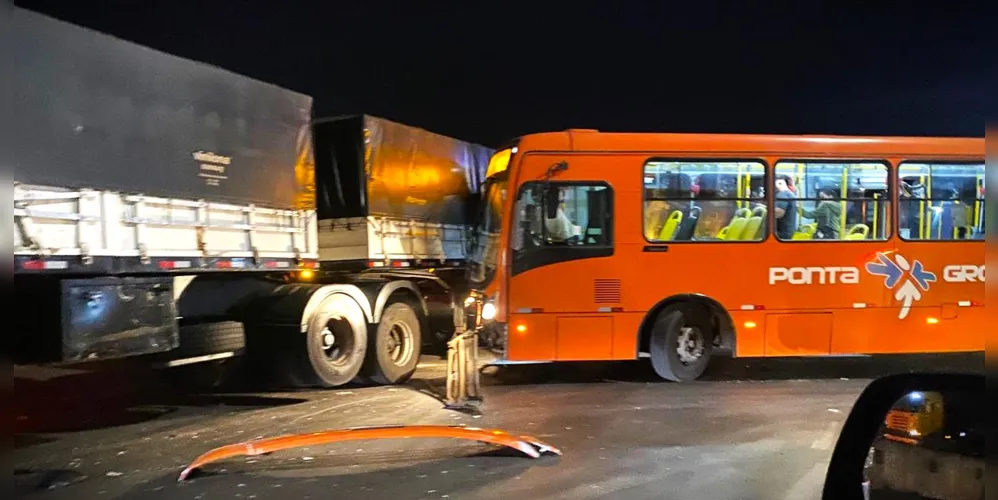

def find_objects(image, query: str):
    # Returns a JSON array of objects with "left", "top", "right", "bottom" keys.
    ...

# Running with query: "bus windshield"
[{"left": 467, "top": 177, "right": 506, "bottom": 286}]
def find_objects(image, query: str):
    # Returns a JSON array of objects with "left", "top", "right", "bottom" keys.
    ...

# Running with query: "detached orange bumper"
[{"left": 178, "top": 424, "right": 562, "bottom": 481}]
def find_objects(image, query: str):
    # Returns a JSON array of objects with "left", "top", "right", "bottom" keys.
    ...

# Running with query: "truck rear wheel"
[
  {"left": 649, "top": 307, "right": 713, "bottom": 382},
  {"left": 362, "top": 302, "right": 421, "bottom": 385},
  {"left": 286, "top": 294, "right": 368, "bottom": 388}
]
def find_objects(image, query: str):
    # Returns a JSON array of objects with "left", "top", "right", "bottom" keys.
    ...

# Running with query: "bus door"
[
  {"left": 894, "top": 162, "right": 985, "bottom": 352},
  {"left": 505, "top": 155, "right": 620, "bottom": 362}
]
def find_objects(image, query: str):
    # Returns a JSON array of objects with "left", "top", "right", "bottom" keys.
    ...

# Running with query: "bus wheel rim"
[{"left": 676, "top": 326, "right": 704, "bottom": 365}]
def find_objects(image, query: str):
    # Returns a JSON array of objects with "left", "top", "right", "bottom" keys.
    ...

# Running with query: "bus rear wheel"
[{"left": 649, "top": 307, "right": 713, "bottom": 382}]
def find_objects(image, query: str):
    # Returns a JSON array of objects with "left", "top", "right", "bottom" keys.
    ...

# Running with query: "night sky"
[{"left": 15, "top": 1, "right": 993, "bottom": 146}]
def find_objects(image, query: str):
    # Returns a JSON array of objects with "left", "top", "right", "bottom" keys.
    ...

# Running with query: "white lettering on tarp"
[
  {"left": 942, "top": 265, "right": 985, "bottom": 283},
  {"left": 769, "top": 267, "right": 861, "bottom": 285},
  {"left": 192, "top": 151, "right": 232, "bottom": 165},
  {"left": 193, "top": 151, "right": 232, "bottom": 187}
]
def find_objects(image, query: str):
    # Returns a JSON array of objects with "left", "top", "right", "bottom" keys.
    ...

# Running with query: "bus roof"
[{"left": 514, "top": 130, "right": 984, "bottom": 159}]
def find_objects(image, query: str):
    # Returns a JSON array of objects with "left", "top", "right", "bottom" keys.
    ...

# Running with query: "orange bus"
[{"left": 464, "top": 130, "right": 985, "bottom": 381}]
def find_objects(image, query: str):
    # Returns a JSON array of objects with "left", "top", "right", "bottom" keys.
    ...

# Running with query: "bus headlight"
[{"left": 481, "top": 302, "right": 497, "bottom": 321}]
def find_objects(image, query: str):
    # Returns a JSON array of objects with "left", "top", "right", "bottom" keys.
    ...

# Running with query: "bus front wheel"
[{"left": 649, "top": 307, "right": 713, "bottom": 382}]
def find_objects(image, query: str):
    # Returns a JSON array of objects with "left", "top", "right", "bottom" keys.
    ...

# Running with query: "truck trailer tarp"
[
  {"left": 313, "top": 115, "right": 493, "bottom": 226},
  {"left": 6, "top": 6, "right": 313, "bottom": 210}
]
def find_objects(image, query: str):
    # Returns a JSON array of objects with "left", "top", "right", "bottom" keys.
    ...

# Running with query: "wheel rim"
[
  {"left": 675, "top": 326, "right": 705, "bottom": 365},
  {"left": 385, "top": 321, "right": 415, "bottom": 367},
  {"left": 319, "top": 318, "right": 355, "bottom": 367}
]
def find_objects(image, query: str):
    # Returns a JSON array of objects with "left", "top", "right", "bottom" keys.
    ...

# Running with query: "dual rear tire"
[
  {"left": 283, "top": 297, "right": 421, "bottom": 388},
  {"left": 361, "top": 302, "right": 421, "bottom": 385},
  {"left": 284, "top": 293, "right": 368, "bottom": 388}
]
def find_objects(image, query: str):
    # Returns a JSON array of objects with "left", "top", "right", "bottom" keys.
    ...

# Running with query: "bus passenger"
[
  {"left": 950, "top": 189, "right": 972, "bottom": 239},
  {"left": 801, "top": 189, "right": 841, "bottom": 239},
  {"left": 773, "top": 175, "right": 799, "bottom": 239}
]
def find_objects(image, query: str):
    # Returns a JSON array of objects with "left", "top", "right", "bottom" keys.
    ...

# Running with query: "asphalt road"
[{"left": 13, "top": 352, "right": 982, "bottom": 500}]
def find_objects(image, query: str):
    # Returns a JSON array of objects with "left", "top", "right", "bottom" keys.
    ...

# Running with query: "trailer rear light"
[
  {"left": 20, "top": 259, "right": 70, "bottom": 270},
  {"left": 158, "top": 260, "right": 192, "bottom": 270},
  {"left": 926, "top": 317, "right": 940, "bottom": 325},
  {"left": 390, "top": 261, "right": 411, "bottom": 268},
  {"left": 515, "top": 324, "right": 527, "bottom": 333},
  {"left": 21, "top": 260, "right": 45, "bottom": 270},
  {"left": 743, "top": 321, "right": 758, "bottom": 329},
  {"left": 740, "top": 305, "right": 765, "bottom": 311}
]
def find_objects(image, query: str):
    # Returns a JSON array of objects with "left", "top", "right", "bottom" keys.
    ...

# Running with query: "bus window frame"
[
  {"left": 772, "top": 158, "right": 893, "bottom": 244},
  {"left": 640, "top": 157, "right": 770, "bottom": 245},
  {"left": 895, "top": 159, "right": 986, "bottom": 244},
  {"left": 510, "top": 180, "right": 615, "bottom": 277}
]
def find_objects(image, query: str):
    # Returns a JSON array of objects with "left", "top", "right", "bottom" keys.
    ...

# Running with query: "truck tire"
[
  {"left": 362, "top": 302, "right": 421, "bottom": 385},
  {"left": 649, "top": 306, "right": 713, "bottom": 382},
  {"left": 284, "top": 294, "right": 368, "bottom": 388},
  {"left": 173, "top": 321, "right": 246, "bottom": 358}
]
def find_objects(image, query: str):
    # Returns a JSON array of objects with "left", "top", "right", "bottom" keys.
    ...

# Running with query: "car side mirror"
[{"left": 822, "top": 373, "right": 983, "bottom": 500}]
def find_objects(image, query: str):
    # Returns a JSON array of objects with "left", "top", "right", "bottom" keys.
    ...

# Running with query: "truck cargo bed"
[{"left": 14, "top": 184, "right": 318, "bottom": 274}]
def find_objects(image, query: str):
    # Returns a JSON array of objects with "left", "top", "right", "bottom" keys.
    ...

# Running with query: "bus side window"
[
  {"left": 642, "top": 160, "right": 767, "bottom": 242},
  {"left": 773, "top": 161, "right": 890, "bottom": 242},
  {"left": 898, "top": 162, "right": 986, "bottom": 241}
]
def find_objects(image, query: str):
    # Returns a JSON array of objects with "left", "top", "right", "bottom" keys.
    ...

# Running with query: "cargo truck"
[{"left": 8, "top": 6, "right": 493, "bottom": 388}]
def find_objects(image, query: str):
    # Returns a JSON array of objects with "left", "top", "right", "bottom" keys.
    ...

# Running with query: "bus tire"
[
  {"left": 649, "top": 307, "right": 713, "bottom": 382},
  {"left": 286, "top": 294, "right": 368, "bottom": 388},
  {"left": 362, "top": 302, "right": 422, "bottom": 385}
]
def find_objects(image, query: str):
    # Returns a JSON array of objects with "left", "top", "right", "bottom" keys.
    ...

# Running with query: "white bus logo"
[
  {"left": 943, "top": 265, "right": 985, "bottom": 283},
  {"left": 768, "top": 267, "right": 861, "bottom": 286}
]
